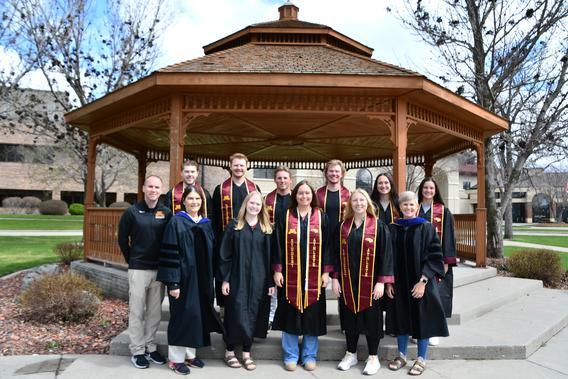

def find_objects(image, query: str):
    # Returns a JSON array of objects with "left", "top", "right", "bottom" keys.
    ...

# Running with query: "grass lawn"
[
  {"left": 0, "top": 236, "right": 82, "bottom": 276},
  {"left": 0, "top": 214, "right": 84, "bottom": 230},
  {"left": 504, "top": 246, "right": 568, "bottom": 271},
  {"left": 511, "top": 235, "right": 568, "bottom": 249}
]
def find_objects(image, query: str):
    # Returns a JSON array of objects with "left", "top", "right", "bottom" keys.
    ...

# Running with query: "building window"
[
  {"left": 356, "top": 169, "right": 373, "bottom": 194},
  {"left": 253, "top": 168, "right": 273, "bottom": 179},
  {"left": 0, "top": 143, "right": 55, "bottom": 164},
  {"left": 463, "top": 181, "right": 471, "bottom": 189}
]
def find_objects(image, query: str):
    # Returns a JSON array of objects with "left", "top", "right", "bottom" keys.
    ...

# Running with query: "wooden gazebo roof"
[{"left": 65, "top": 2, "right": 507, "bottom": 170}]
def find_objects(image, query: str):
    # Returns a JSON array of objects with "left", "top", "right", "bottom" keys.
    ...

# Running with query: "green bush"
[
  {"left": 54, "top": 241, "right": 83, "bottom": 264},
  {"left": 109, "top": 201, "right": 131, "bottom": 208},
  {"left": 20, "top": 272, "right": 102, "bottom": 323},
  {"left": 38, "top": 200, "right": 68, "bottom": 215},
  {"left": 68, "top": 203, "right": 85, "bottom": 215},
  {"left": 507, "top": 249, "right": 563, "bottom": 286}
]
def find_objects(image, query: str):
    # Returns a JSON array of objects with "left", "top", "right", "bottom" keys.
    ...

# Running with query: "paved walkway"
[
  {"left": 513, "top": 232, "right": 568, "bottom": 236},
  {"left": 0, "top": 230, "right": 83, "bottom": 236},
  {"left": 1, "top": 326, "right": 567, "bottom": 378}
]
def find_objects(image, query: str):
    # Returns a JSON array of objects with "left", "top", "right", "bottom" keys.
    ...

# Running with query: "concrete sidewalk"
[
  {"left": 0, "top": 230, "right": 83, "bottom": 236},
  {"left": 2, "top": 326, "right": 567, "bottom": 379}
]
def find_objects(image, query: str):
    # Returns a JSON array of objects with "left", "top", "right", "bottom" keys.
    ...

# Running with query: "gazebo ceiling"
[{"left": 65, "top": 2, "right": 508, "bottom": 167}]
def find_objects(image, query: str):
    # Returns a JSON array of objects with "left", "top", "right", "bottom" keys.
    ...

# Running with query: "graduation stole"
[
  {"left": 316, "top": 185, "right": 351, "bottom": 221},
  {"left": 284, "top": 208, "right": 322, "bottom": 313},
  {"left": 264, "top": 189, "right": 278, "bottom": 224},
  {"left": 172, "top": 182, "right": 207, "bottom": 216},
  {"left": 340, "top": 214, "right": 377, "bottom": 313},
  {"left": 419, "top": 202, "right": 444, "bottom": 245},
  {"left": 220, "top": 177, "right": 257, "bottom": 231}
]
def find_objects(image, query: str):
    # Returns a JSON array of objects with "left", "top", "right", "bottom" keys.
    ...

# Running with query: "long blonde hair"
[
  {"left": 343, "top": 188, "right": 377, "bottom": 220},
  {"left": 234, "top": 191, "right": 273, "bottom": 234}
]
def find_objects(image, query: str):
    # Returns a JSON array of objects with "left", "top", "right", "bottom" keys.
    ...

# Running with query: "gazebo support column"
[
  {"left": 392, "top": 98, "right": 409, "bottom": 191},
  {"left": 474, "top": 142, "right": 487, "bottom": 267},
  {"left": 84, "top": 135, "right": 100, "bottom": 262},
  {"left": 136, "top": 151, "right": 147, "bottom": 202},
  {"left": 169, "top": 95, "right": 186, "bottom": 187},
  {"left": 424, "top": 155, "right": 435, "bottom": 178}
]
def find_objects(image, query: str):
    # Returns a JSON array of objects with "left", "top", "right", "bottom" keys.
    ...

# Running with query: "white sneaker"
[
  {"left": 362, "top": 355, "right": 380, "bottom": 375},
  {"left": 337, "top": 351, "right": 358, "bottom": 371},
  {"left": 428, "top": 337, "right": 440, "bottom": 346},
  {"left": 409, "top": 337, "right": 417, "bottom": 344}
]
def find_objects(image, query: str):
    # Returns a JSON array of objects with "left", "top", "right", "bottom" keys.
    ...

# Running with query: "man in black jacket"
[{"left": 118, "top": 175, "right": 172, "bottom": 369}]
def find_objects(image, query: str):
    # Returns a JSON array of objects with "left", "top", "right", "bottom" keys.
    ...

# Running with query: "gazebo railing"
[
  {"left": 82, "top": 208, "right": 486, "bottom": 268},
  {"left": 83, "top": 207, "right": 127, "bottom": 268}
]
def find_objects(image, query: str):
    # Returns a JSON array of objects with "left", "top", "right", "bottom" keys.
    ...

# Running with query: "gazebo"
[{"left": 65, "top": 3, "right": 507, "bottom": 267}]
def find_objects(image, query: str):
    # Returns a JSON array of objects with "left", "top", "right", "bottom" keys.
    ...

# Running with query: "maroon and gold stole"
[
  {"left": 264, "top": 189, "right": 278, "bottom": 224},
  {"left": 284, "top": 208, "right": 322, "bottom": 313},
  {"left": 339, "top": 214, "right": 377, "bottom": 313},
  {"left": 316, "top": 185, "right": 351, "bottom": 221},
  {"left": 172, "top": 182, "right": 207, "bottom": 216},
  {"left": 220, "top": 178, "right": 257, "bottom": 231},
  {"left": 420, "top": 202, "right": 444, "bottom": 244}
]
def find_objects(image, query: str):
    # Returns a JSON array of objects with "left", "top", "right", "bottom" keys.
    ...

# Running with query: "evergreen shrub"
[{"left": 38, "top": 200, "right": 68, "bottom": 215}]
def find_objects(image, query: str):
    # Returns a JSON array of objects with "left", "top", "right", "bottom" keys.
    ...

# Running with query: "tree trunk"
[
  {"left": 503, "top": 201, "right": 514, "bottom": 239},
  {"left": 485, "top": 145, "right": 503, "bottom": 258}
]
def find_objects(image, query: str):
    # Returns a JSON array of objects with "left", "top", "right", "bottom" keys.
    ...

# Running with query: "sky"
[
  {"left": 7, "top": 0, "right": 436, "bottom": 91},
  {"left": 158, "top": 0, "right": 434, "bottom": 75}
]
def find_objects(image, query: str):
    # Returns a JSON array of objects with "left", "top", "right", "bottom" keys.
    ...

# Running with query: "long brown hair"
[
  {"left": 234, "top": 191, "right": 273, "bottom": 234},
  {"left": 288, "top": 180, "right": 319, "bottom": 209},
  {"left": 417, "top": 177, "right": 445, "bottom": 205}
]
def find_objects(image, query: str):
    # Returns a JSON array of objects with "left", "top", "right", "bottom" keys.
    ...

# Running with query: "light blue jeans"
[
  {"left": 281, "top": 331, "right": 318, "bottom": 365},
  {"left": 397, "top": 335, "right": 428, "bottom": 360}
]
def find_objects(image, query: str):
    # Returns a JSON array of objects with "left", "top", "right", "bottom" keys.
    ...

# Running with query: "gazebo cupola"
[{"left": 203, "top": 1, "right": 373, "bottom": 57}]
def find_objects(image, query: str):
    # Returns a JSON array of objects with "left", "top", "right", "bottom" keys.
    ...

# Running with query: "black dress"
[
  {"left": 334, "top": 219, "right": 394, "bottom": 338},
  {"left": 385, "top": 218, "right": 449, "bottom": 339},
  {"left": 271, "top": 209, "right": 331, "bottom": 336},
  {"left": 418, "top": 204, "right": 457, "bottom": 317},
  {"left": 217, "top": 219, "right": 273, "bottom": 345},
  {"left": 157, "top": 214, "right": 222, "bottom": 348}
]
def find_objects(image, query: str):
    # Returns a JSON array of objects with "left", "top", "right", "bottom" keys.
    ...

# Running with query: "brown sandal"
[
  {"left": 224, "top": 353, "right": 241, "bottom": 368},
  {"left": 388, "top": 356, "right": 407, "bottom": 371},
  {"left": 408, "top": 359, "right": 426, "bottom": 375},
  {"left": 242, "top": 357, "right": 256, "bottom": 371}
]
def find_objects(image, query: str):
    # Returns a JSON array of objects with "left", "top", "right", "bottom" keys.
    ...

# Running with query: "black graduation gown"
[
  {"left": 273, "top": 193, "right": 291, "bottom": 225},
  {"left": 333, "top": 220, "right": 394, "bottom": 338},
  {"left": 212, "top": 181, "right": 261, "bottom": 306},
  {"left": 271, "top": 210, "right": 331, "bottom": 337},
  {"left": 322, "top": 190, "right": 341, "bottom": 237},
  {"left": 217, "top": 219, "right": 273, "bottom": 345},
  {"left": 157, "top": 215, "right": 222, "bottom": 348},
  {"left": 385, "top": 219, "right": 449, "bottom": 339},
  {"left": 419, "top": 205, "right": 457, "bottom": 317}
]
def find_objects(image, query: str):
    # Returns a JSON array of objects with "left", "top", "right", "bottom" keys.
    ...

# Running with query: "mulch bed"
[{"left": 0, "top": 271, "right": 128, "bottom": 356}]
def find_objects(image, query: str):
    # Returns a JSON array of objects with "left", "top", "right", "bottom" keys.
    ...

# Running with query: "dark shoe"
[
  {"left": 169, "top": 362, "right": 190, "bottom": 375},
  {"left": 186, "top": 357, "right": 205, "bottom": 368},
  {"left": 145, "top": 350, "right": 167, "bottom": 365},
  {"left": 131, "top": 354, "right": 149, "bottom": 369}
]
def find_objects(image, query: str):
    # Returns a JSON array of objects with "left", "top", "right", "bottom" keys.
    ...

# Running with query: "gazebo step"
[
  {"left": 110, "top": 286, "right": 568, "bottom": 360},
  {"left": 453, "top": 265, "right": 497, "bottom": 287},
  {"left": 449, "top": 276, "right": 542, "bottom": 325}
]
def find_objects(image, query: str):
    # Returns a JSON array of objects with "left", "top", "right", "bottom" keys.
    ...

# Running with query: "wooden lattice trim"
[
  {"left": 183, "top": 93, "right": 395, "bottom": 114},
  {"left": 407, "top": 103, "right": 482, "bottom": 142}
]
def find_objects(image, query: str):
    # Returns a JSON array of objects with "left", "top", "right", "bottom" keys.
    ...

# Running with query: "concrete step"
[
  {"left": 453, "top": 265, "right": 497, "bottom": 287},
  {"left": 110, "top": 286, "right": 568, "bottom": 360},
  {"left": 449, "top": 276, "right": 542, "bottom": 325}
]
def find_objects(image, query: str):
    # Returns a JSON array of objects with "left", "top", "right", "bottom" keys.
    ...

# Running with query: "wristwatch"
[{"left": 420, "top": 276, "right": 428, "bottom": 284}]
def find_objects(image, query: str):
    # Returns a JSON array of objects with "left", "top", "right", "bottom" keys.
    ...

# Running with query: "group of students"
[{"left": 118, "top": 153, "right": 456, "bottom": 376}]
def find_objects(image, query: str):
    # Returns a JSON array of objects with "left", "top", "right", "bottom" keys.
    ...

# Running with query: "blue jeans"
[
  {"left": 397, "top": 335, "right": 428, "bottom": 360},
  {"left": 281, "top": 332, "right": 318, "bottom": 365}
]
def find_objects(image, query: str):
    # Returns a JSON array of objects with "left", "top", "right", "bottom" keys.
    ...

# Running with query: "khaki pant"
[
  {"left": 128, "top": 269, "right": 164, "bottom": 355},
  {"left": 168, "top": 346, "right": 196, "bottom": 363}
]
